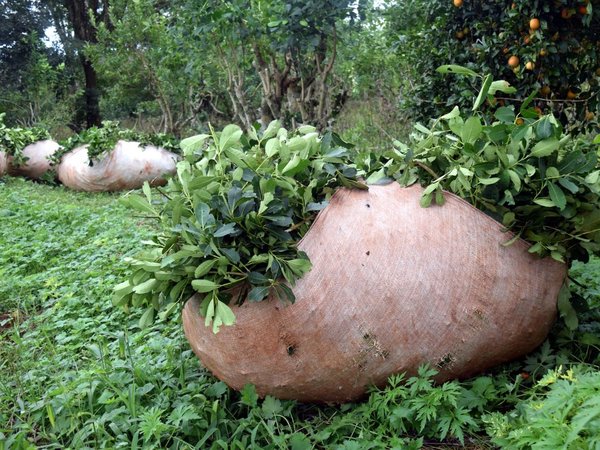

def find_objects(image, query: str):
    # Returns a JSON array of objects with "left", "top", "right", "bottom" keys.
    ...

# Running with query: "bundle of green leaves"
[
  {"left": 114, "top": 122, "right": 365, "bottom": 331},
  {"left": 354, "top": 66, "right": 600, "bottom": 329},
  {"left": 0, "top": 113, "right": 51, "bottom": 166},
  {"left": 53, "top": 121, "right": 179, "bottom": 166},
  {"left": 361, "top": 66, "right": 600, "bottom": 265}
]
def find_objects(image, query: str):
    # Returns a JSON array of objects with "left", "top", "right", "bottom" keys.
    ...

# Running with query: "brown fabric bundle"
[
  {"left": 57, "top": 140, "right": 179, "bottom": 192},
  {"left": 182, "top": 183, "right": 566, "bottom": 403},
  {"left": 7, "top": 140, "right": 59, "bottom": 179}
]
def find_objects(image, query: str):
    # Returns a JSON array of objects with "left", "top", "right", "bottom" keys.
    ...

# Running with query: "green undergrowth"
[{"left": 1, "top": 177, "right": 599, "bottom": 449}]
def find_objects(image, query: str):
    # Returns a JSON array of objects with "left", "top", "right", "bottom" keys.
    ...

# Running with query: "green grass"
[{"left": 1, "top": 177, "right": 599, "bottom": 449}]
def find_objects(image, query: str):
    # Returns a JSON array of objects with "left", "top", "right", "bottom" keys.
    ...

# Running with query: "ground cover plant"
[{"left": 2, "top": 157, "right": 600, "bottom": 448}]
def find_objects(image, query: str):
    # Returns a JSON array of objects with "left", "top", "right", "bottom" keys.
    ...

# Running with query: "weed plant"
[{"left": 1, "top": 178, "right": 599, "bottom": 449}]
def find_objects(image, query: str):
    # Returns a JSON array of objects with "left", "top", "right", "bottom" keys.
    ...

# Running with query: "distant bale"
[
  {"left": 57, "top": 140, "right": 179, "bottom": 192},
  {"left": 7, "top": 140, "right": 60, "bottom": 179},
  {"left": 0, "top": 152, "right": 7, "bottom": 176}
]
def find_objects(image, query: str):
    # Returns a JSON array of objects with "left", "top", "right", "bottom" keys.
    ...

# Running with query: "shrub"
[{"left": 387, "top": 0, "right": 600, "bottom": 131}]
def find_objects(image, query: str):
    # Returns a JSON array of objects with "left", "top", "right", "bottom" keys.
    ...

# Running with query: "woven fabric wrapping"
[
  {"left": 57, "top": 140, "right": 179, "bottom": 192},
  {"left": 183, "top": 182, "right": 566, "bottom": 403},
  {"left": 7, "top": 140, "right": 59, "bottom": 179},
  {"left": 0, "top": 152, "right": 7, "bottom": 176}
]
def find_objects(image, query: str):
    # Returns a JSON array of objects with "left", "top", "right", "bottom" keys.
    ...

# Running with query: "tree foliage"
[{"left": 386, "top": 0, "right": 600, "bottom": 131}]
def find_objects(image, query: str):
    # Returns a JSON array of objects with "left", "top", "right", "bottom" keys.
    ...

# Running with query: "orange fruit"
[
  {"left": 566, "top": 90, "right": 577, "bottom": 100},
  {"left": 456, "top": 30, "right": 465, "bottom": 39},
  {"left": 529, "top": 18, "right": 540, "bottom": 30},
  {"left": 453, "top": 0, "right": 463, "bottom": 7},
  {"left": 540, "top": 85, "right": 551, "bottom": 96},
  {"left": 539, "top": 48, "right": 548, "bottom": 56},
  {"left": 508, "top": 55, "right": 520, "bottom": 67},
  {"left": 534, "top": 107, "right": 543, "bottom": 116},
  {"left": 561, "top": 8, "right": 571, "bottom": 19},
  {"left": 585, "top": 111, "right": 595, "bottom": 121},
  {"left": 515, "top": 118, "right": 524, "bottom": 125},
  {"left": 579, "top": 5, "right": 588, "bottom": 14},
  {"left": 525, "top": 61, "right": 535, "bottom": 70},
  {"left": 523, "top": 35, "right": 531, "bottom": 45},
  {"left": 511, "top": 3, "right": 517, "bottom": 9}
]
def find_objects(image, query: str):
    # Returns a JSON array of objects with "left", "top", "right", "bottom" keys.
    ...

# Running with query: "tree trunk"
[
  {"left": 81, "top": 55, "right": 101, "bottom": 127},
  {"left": 63, "top": 0, "right": 107, "bottom": 128}
]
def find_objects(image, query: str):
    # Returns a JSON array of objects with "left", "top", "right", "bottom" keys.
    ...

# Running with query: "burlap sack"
[
  {"left": 0, "top": 151, "right": 7, "bottom": 176},
  {"left": 182, "top": 183, "right": 566, "bottom": 403},
  {"left": 7, "top": 140, "right": 59, "bottom": 179},
  {"left": 57, "top": 140, "right": 179, "bottom": 192}
]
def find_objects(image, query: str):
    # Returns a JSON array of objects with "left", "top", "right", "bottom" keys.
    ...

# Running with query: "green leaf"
[
  {"left": 436, "top": 64, "right": 478, "bottom": 77},
  {"left": 192, "top": 279, "right": 219, "bottom": 293},
  {"left": 265, "top": 138, "right": 280, "bottom": 157},
  {"left": 123, "top": 195, "right": 157, "bottom": 216},
  {"left": 520, "top": 89, "right": 538, "bottom": 113},
  {"left": 507, "top": 170, "right": 521, "bottom": 191},
  {"left": 287, "top": 258, "right": 312, "bottom": 276},
  {"left": 180, "top": 134, "right": 209, "bottom": 156},
  {"left": 420, "top": 193, "right": 432, "bottom": 208},
  {"left": 440, "top": 106, "right": 460, "bottom": 120},
  {"left": 558, "top": 178, "right": 579, "bottom": 194},
  {"left": 478, "top": 177, "right": 500, "bottom": 185},
  {"left": 531, "top": 138, "right": 560, "bottom": 157},
  {"left": 545, "top": 166, "right": 560, "bottom": 178},
  {"left": 261, "top": 396, "right": 283, "bottom": 419},
  {"left": 557, "top": 282, "right": 578, "bottom": 330},
  {"left": 584, "top": 170, "right": 600, "bottom": 185},
  {"left": 195, "top": 203, "right": 212, "bottom": 228},
  {"left": 461, "top": 116, "right": 483, "bottom": 144},
  {"left": 240, "top": 384, "right": 258, "bottom": 407},
  {"left": 494, "top": 107, "right": 515, "bottom": 124},
  {"left": 214, "top": 223, "right": 237, "bottom": 238},
  {"left": 535, "top": 118, "right": 553, "bottom": 139},
  {"left": 133, "top": 278, "right": 157, "bottom": 294},
  {"left": 289, "top": 433, "right": 312, "bottom": 450},
  {"left": 473, "top": 74, "right": 493, "bottom": 111},
  {"left": 248, "top": 286, "right": 270, "bottom": 302},
  {"left": 218, "top": 124, "right": 243, "bottom": 151},
  {"left": 142, "top": 182, "right": 152, "bottom": 203},
  {"left": 422, "top": 182, "right": 439, "bottom": 196},
  {"left": 533, "top": 198, "right": 555, "bottom": 207},
  {"left": 488, "top": 80, "right": 517, "bottom": 95},
  {"left": 548, "top": 183, "right": 566, "bottom": 210},
  {"left": 138, "top": 307, "right": 155, "bottom": 329},
  {"left": 262, "top": 120, "right": 281, "bottom": 140},
  {"left": 214, "top": 300, "right": 236, "bottom": 332},
  {"left": 195, "top": 260, "right": 217, "bottom": 278}
]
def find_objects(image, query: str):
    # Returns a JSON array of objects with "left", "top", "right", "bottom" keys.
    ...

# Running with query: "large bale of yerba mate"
[
  {"left": 182, "top": 182, "right": 566, "bottom": 403},
  {"left": 57, "top": 140, "right": 179, "bottom": 191},
  {"left": 7, "top": 140, "right": 59, "bottom": 179}
]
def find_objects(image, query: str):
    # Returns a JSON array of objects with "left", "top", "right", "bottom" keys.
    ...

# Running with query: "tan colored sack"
[
  {"left": 0, "top": 151, "right": 7, "bottom": 176},
  {"left": 57, "top": 140, "right": 179, "bottom": 192},
  {"left": 7, "top": 140, "right": 59, "bottom": 179},
  {"left": 183, "top": 183, "right": 566, "bottom": 403}
]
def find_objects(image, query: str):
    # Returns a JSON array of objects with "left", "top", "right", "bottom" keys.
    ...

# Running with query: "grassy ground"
[{"left": 1, "top": 177, "right": 599, "bottom": 449}]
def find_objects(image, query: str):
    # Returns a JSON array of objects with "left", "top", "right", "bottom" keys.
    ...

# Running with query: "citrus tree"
[{"left": 386, "top": 0, "right": 599, "bottom": 131}]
